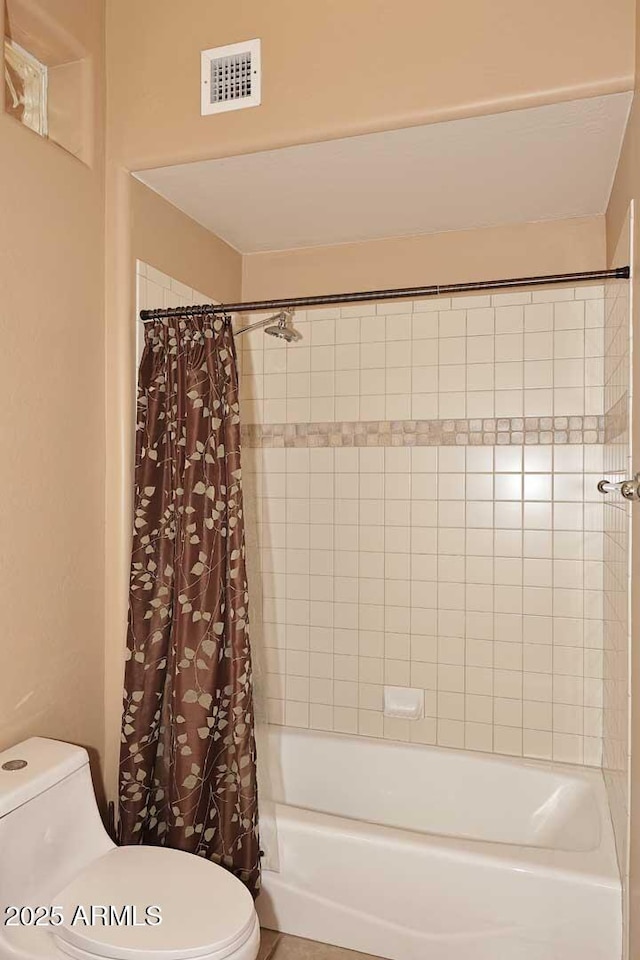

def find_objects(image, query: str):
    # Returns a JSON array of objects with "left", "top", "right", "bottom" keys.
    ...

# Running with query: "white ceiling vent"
[{"left": 201, "top": 39, "right": 261, "bottom": 116}]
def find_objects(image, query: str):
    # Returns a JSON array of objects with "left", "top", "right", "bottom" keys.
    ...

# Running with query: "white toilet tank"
[{"left": 0, "top": 738, "right": 114, "bottom": 910}]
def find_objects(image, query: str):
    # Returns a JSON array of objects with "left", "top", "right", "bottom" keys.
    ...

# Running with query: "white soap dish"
[{"left": 383, "top": 686, "right": 425, "bottom": 720}]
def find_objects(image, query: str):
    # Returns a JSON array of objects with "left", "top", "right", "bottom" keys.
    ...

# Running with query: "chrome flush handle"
[{"left": 597, "top": 474, "right": 640, "bottom": 501}]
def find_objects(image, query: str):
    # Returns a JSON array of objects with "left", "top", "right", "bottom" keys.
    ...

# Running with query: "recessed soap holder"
[{"left": 384, "top": 686, "right": 424, "bottom": 720}]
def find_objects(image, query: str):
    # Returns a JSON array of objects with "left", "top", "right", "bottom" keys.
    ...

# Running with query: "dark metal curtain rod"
[{"left": 140, "top": 267, "right": 630, "bottom": 322}]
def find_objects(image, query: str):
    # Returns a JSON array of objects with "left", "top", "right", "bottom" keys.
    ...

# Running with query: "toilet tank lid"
[{"left": 0, "top": 737, "right": 89, "bottom": 818}]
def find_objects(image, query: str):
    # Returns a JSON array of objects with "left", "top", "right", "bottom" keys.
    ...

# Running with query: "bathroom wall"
[
  {"left": 240, "top": 284, "right": 607, "bottom": 765},
  {"left": 106, "top": 0, "right": 633, "bottom": 171},
  {"left": 130, "top": 178, "right": 241, "bottom": 306},
  {"left": 0, "top": 1, "right": 106, "bottom": 761},
  {"left": 242, "top": 217, "right": 606, "bottom": 302}
]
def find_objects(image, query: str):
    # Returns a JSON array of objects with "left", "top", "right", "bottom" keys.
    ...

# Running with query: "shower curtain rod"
[{"left": 139, "top": 267, "right": 630, "bottom": 323}]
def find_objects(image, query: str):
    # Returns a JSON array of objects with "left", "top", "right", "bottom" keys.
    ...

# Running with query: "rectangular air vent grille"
[
  {"left": 201, "top": 39, "right": 261, "bottom": 116},
  {"left": 210, "top": 52, "right": 252, "bottom": 103}
]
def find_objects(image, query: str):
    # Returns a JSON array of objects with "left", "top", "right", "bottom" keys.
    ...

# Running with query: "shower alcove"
[{"left": 122, "top": 91, "right": 635, "bottom": 960}]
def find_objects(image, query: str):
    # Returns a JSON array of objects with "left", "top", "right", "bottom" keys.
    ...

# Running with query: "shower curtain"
[{"left": 118, "top": 313, "right": 260, "bottom": 896}]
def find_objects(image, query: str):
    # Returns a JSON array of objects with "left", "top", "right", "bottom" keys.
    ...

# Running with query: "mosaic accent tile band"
[{"left": 242, "top": 415, "right": 605, "bottom": 448}]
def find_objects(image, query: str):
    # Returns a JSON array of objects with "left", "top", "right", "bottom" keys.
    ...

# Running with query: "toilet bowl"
[{"left": 0, "top": 737, "right": 260, "bottom": 960}]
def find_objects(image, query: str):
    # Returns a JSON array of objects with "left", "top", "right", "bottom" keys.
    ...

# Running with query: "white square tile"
[
  {"left": 554, "top": 300, "right": 585, "bottom": 330},
  {"left": 495, "top": 334, "right": 523, "bottom": 362},
  {"left": 439, "top": 337, "right": 466, "bottom": 365},
  {"left": 412, "top": 393, "right": 438, "bottom": 418},
  {"left": 495, "top": 305, "right": 524, "bottom": 334},
  {"left": 466, "top": 308, "right": 494, "bottom": 335}
]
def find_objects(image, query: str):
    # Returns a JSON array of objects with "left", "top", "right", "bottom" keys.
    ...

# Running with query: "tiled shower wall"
[
  {"left": 134, "top": 264, "right": 610, "bottom": 768},
  {"left": 239, "top": 285, "right": 608, "bottom": 766}
]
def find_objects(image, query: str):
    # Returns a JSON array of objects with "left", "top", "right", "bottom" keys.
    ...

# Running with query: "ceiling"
[{"left": 135, "top": 93, "right": 633, "bottom": 255}]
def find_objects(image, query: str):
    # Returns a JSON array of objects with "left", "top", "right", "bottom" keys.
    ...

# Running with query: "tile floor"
[{"left": 258, "top": 929, "right": 383, "bottom": 960}]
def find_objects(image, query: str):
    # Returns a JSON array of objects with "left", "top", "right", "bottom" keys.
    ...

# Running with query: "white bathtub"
[{"left": 256, "top": 727, "right": 621, "bottom": 960}]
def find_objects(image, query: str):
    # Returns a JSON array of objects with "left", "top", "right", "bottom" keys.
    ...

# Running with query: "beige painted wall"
[
  {"left": 243, "top": 216, "right": 606, "bottom": 301},
  {"left": 107, "top": 0, "right": 634, "bottom": 171},
  {"left": 606, "top": 4, "right": 640, "bottom": 955},
  {"left": 0, "top": 3, "right": 106, "bottom": 770},
  {"left": 607, "top": 110, "right": 640, "bottom": 259},
  {"left": 131, "top": 178, "right": 241, "bottom": 303}
]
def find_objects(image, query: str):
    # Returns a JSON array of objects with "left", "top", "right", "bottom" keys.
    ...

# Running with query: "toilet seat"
[{"left": 52, "top": 845, "right": 258, "bottom": 960}]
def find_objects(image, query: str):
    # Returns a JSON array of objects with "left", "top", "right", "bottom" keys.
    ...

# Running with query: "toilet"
[{"left": 0, "top": 737, "right": 260, "bottom": 960}]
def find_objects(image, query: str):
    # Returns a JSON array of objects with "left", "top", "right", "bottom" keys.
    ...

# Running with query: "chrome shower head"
[{"left": 264, "top": 311, "right": 300, "bottom": 342}]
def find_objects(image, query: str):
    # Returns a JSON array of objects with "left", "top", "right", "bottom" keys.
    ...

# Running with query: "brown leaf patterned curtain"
[{"left": 118, "top": 313, "right": 260, "bottom": 896}]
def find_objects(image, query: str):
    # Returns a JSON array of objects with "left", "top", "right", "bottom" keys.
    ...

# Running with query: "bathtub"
[{"left": 256, "top": 727, "right": 621, "bottom": 960}]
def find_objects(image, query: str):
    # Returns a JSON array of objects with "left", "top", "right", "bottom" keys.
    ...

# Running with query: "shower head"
[
  {"left": 235, "top": 309, "right": 302, "bottom": 340},
  {"left": 264, "top": 311, "right": 301, "bottom": 342}
]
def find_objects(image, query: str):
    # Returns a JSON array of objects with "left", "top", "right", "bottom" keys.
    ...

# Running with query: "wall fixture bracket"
[{"left": 598, "top": 474, "right": 640, "bottom": 501}]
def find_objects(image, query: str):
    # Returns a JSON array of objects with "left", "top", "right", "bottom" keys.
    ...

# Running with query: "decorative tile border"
[{"left": 242, "top": 416, "right": 605, "bottom": 448}]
